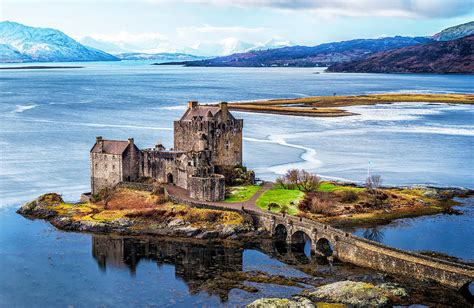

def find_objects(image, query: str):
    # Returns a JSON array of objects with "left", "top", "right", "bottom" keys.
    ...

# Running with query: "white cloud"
[
  {"left": 84, "top": 31, "right": 168, "bottom": 43},
  {"left": 177, "top": 24, "right": 265, "bottom": 34},
  {"left": 145, "top": 0, "right": 473, "bottom": 18}
]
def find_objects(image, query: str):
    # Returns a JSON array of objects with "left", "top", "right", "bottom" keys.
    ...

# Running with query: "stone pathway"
[{"left": 165, "top": 182, "right": 274, "bottom": 212}]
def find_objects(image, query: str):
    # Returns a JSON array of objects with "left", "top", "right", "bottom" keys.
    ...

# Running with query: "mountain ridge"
[
  {"left": 0, "top": 21, "right": 118, "bottom": 63},
  {"left": 327, "top": 35, "right": 474, "bottom": 74},
  {"left": 169, "top": 36, "right": 433, "bottom": 67},
  {"left": 432, "top": 21, "right": 474, "bottom": 41}
]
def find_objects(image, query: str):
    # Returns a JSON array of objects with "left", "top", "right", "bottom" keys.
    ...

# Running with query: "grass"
[
  {"left": 225, "top": 185, "right": 262, "bottom": 202},
  {"left": 227, "top": 93, "right": 474, "bottom": 118},
  {"left": 256, "top": 186, "right": 304, "bottom": 215},
  {"left": 44, "top": 188, "right": 245, "bottom": 228},
  {"left": 318, "top": 182, "right": 364, "bottom": 192}
]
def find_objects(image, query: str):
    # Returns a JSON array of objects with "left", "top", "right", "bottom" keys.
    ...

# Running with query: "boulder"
[
  {"left": 196, "top": 230, "right": 219, "bottom": 239},
  {"left": 221, "top": 224, "right": 239, "bottom": 237},
  {"left": 302, "top": 280, "right": 407, "bottom": 307},
  {"left": 247, "top": 297, "right": 314, "bottom": 308}
]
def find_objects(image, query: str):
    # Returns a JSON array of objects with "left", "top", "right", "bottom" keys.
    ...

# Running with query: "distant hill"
[
  {"left": 327, "top": 35, "right": 474, "bottom": 74},
  {"left": 116, "top": 52, "right": 209, "bottom": 62},
  {"left": 0, "top": 21, "right": 118, "bottom": 63},
  {"left": 168, "top": 36, "right": 432, "bottom": 67},
  {"left": 432, "top": 21, "right": 474, "bottom": 41}
]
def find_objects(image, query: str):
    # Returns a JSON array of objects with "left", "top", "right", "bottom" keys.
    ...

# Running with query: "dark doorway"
[{"left": 167, "top": 173, "right": 174, "bottom": 184}]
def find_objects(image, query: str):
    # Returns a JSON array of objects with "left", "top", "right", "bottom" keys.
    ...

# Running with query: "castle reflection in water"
[{"left": 92, "top": 235, "right": 243, "bottom": 291}]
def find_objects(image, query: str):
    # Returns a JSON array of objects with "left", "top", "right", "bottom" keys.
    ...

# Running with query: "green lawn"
[
  {"left": 256, "top": 187, "right": 304, "bottom": 215},
  {"left": 318, "top": 182, "right": 364, "bottom": 192},
  {"left": 224, "top": 185, "right": 262, "bottom": 202}
]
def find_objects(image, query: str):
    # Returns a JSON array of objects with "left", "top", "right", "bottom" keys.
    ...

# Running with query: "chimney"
[
  {"left": 188, "top": 101, "right": 198, "bottom": 109},
  {"left": 219, "top": 101, "right": 228, "bottom": 112},
  {"left": 96, "top": 136, "right": 103, "bottom": 153},
  {"left": 128, "top": 138, "right": 134, "bottom": 146}
]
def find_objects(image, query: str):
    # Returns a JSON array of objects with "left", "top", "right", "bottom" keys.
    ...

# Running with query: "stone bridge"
[
  {"left": 244, "top": 208, "right": 474, "bottom": 291},
  {"left": 164, "top": 184, "right": 473, "bottom": 291}
]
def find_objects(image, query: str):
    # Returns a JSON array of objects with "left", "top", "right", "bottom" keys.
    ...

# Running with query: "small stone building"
[
  {"left": 89, "top": 101, "right": 243, "bottom": 201},
  {"left": 90, "top": 137, "right": 140, "bottom": 195}
]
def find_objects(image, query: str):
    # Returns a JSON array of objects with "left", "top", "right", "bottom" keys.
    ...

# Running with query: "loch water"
[{"left": 0, "top": 63, "right": 473, "bottom": 306}]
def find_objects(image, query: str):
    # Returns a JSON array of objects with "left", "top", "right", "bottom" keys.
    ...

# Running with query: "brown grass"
[{"left": 225, "top": 93, "right": 474, "bottom": 117}]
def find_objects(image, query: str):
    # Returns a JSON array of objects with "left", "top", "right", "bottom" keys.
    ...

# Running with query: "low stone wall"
[
  {"left": 249, "top": 209, "right": 474, "bottom": 289},
  {"left": 163, "top": 190, "right": 474, "bottom": 290},
  {"left": 166, "top": 191, "right": 242, "bottom": 214},
  {"left": 189, "top": 175, "right": 225, "bottom": 202},
  {"left": 115, "top": 181, "right": 154, "bottom": 192}
]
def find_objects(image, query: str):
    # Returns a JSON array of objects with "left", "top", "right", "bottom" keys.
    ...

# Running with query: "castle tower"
[{"left": 173, "top": 101, "right": 243, "bottom": 172}]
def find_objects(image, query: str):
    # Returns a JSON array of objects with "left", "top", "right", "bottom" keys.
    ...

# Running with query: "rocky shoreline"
[{"left": 16, "top": 193, "right": 262, "bottom": 240}]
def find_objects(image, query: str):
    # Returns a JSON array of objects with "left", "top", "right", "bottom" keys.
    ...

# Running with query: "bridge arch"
[
  {"left": 291, "top": 230, "right": 312, "bottom": 257},
  {"left": 273, "top": 224, "right": 288, "bottom": 241},
  {"left": 460, "top": 281, "right": 473, "bottom": 300},
  {"left": 315, "top": 237, "right": 333, "bottom": 257}
]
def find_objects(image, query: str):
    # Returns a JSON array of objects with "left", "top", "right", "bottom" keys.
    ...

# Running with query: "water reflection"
[
  {"left": 91, "top": 235, "right": 330, "bottom": 301},
  {"left": 361, "top": 226, "right": 385, "bottom": 242},
  {"left": 93, "top": 236, "right": 243, "bottom": 296}
]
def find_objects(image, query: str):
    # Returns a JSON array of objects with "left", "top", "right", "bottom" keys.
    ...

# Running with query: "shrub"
[
  {"left": 220, "top": 165, "right": 255, "bottom": 186},
  {"left": 91, "top": 187, "right": 113, "bottom": 203},
  {"left": 279, "top": 204, "right": 290, "bottom": 214},
  {"left": 298, "top": 192, "right": 334, "bottom": 215},
  {"left": 341, "top": 190, "right": 358, "bottom": 203},
  {"left": 153, "top": 194, "right": 168, "bottom": 205},
  {"left": 310, "top": 197, "right": 333, "bottom": 215},
  {"left": 277, "top": 169, "right": 320, "bottom": 192},
  {"left": 203, "top": 211, "right": 220, "bottom": 222}
]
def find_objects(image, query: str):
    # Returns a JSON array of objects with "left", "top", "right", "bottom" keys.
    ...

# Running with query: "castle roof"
[
  {"left": 91, "top": 140, "right": 130, "bottom": 155},
  {"left": 180, "top": 105, "right": 220, "bottom": 121}
]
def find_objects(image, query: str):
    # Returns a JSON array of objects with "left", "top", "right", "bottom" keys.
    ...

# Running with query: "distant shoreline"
[
  {"left": 0, "top": 66, "right": 83, "bottom": 70},
  {"left": 224, "top": 93, "right": 474, "bottom": 118}
]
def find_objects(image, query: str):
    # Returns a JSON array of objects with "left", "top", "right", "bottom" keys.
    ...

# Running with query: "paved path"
[{"left": 165, "top": 182, "right": 273, "bottom": 212}]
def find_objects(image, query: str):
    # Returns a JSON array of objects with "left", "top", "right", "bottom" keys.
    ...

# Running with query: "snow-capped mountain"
[
  {"left": 248, "top": 39, "right": 296, "bottom": 52},
  {"left": 0, "top": 21, "right": 118, "bottom": 63},
  {"left": 192, "top": 38, "right": 295, "bottom": 56},
  {"left": 79, "top": 34, "right": 294, "bottom": 57},
  {"left": 116, "top": 52, "right": 209, "bottom": 62}
]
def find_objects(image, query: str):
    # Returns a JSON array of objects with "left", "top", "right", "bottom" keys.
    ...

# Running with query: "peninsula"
[{"left": 225, "top": 93, "right": 474, "bottom": 117}]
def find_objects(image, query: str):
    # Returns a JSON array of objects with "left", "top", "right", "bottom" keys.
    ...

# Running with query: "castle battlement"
[{"left": 90, "top": 101, "right": 243, "bottom": 202}]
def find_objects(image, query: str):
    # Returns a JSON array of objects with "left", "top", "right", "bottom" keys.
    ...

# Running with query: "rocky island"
[{"left": 17, "top": 100, "right": 474, "bottom": 306}]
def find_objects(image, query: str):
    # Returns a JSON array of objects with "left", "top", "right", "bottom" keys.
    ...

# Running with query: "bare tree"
[
  {"left": 298, "top": 170, "right": 321, "bottom": 192},
  {"left": 278, "top": 169, "right": 321, "bottom": 192},
  {"left": 366, "top": 174, "right": 383, "bottom": 205}
]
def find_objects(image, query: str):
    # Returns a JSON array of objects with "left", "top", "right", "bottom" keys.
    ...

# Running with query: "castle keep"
[{"left": 90, "top": 102, "right": 243, "bottom": 201}]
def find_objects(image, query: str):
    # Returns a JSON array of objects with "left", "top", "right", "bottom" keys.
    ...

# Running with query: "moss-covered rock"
[
  {"left": 247, "top": 297, "right": 315, "bottom": 308},
  {"left": 302, "top": 280, "right": 407, "bottom": 307},
  {"left": 17, "top": 193, "right": 64, "bottom": 218}
]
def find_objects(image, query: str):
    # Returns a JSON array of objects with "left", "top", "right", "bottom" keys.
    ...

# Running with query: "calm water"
[
  {"left": 0, "top": 63, "right": 473, "bottom": 306},
  {"left": 352, "top": 197, "right": 474, "bottom": 262}
]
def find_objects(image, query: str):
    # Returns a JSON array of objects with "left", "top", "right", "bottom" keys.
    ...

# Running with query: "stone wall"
[
  {"left": 188, "top": 175, "right": 226, "bottom": 202},
  {"left": 122, "top": 145, "right": 140, "bottom": 182},
  {"left": 90, "top": 153, "right": 123, "bottom": 194},
  {"left": 249, "top": 209, "right": 474, "bottom": 290},
  {"left": 173, "top": 114, "right": 243, "bottom": 169},
  {"left": 115, "top": 181, "right": 154, "bottom": 192},
  {"left": 140, "top": 150, "right": 188, "bottom": 189},
  {"left": 140, "top": 149, "right": 216, "bottom": 193}
]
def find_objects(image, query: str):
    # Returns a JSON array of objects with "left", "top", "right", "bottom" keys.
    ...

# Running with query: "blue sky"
[{"left": 2, "top": 0, "right": 473, "bottom": 53}]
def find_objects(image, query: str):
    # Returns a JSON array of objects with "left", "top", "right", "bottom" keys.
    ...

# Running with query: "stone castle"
[{"left": 90, "top": 101, "right": 243, "bottom": 201}]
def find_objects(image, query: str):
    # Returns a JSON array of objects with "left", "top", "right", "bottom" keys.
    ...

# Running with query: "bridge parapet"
[{"left": 243, "top": 208, "right": 474, "bottom": 289}]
